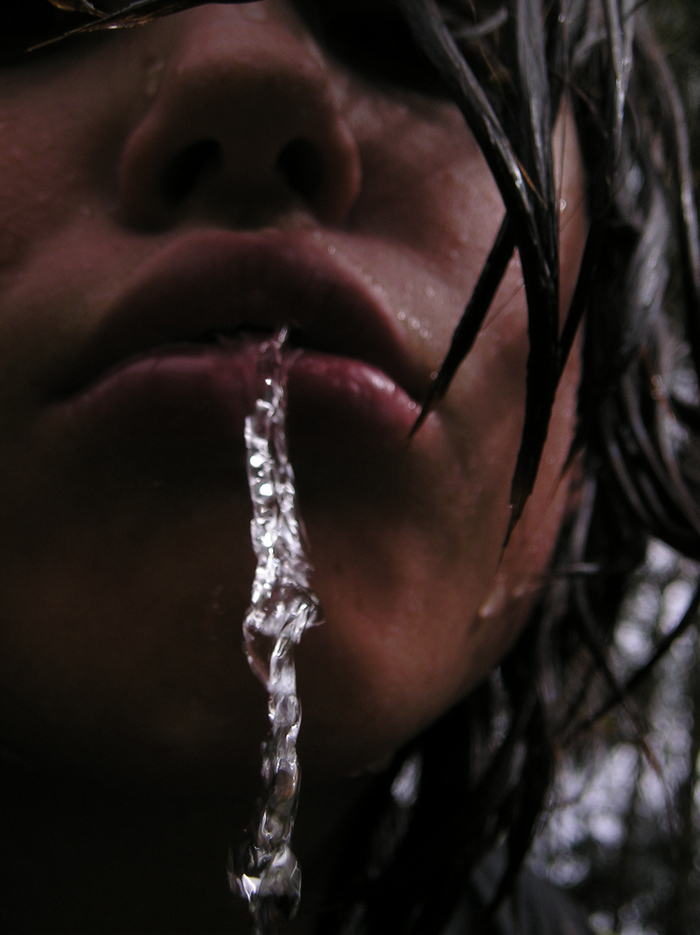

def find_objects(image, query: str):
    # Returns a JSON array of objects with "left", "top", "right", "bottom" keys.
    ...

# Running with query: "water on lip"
[{"left": 230, "top": 326, "right": 323, "bottom": 934}]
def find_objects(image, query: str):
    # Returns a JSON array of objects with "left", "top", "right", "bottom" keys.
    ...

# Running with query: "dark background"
[{"left": 531, "top": 5, "right": 700, "bottom": 933}]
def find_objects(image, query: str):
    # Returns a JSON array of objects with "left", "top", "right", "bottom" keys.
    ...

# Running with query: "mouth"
[{"left": 53, "top": 230, "right": 431, "bottom": 454}]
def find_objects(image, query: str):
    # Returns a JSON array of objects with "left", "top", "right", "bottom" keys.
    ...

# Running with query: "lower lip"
[{"left": 60, "top": 342, "right": 421, "bottom": 454}]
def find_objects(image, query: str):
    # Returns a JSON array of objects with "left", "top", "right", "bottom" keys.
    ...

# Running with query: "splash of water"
[{"left": 231, "top": 328, "right": 323, "bottom": 934}]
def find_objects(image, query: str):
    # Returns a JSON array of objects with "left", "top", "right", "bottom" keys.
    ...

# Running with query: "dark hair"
[
  {"left": 16, "top": 2, "right": 700, "bottom": 933},
  {"left": 317, "top": 1, "right": 700, "bottom": 932}
]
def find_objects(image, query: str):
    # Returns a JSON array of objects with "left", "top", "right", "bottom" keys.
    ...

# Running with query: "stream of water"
[{"left": 230, "top": 328, "right": 323, "bottom": 934}]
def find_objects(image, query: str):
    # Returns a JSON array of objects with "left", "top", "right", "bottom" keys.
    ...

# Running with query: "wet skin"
[{"left": 0, "top": 1, "right": 587, "bottom": 930}]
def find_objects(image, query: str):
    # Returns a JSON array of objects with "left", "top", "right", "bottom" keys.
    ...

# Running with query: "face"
[{"left": 0, "top": 0, "right": 586, "bottom": 789}]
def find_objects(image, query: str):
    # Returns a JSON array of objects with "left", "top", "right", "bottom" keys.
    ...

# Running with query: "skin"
[{"left": 0, "top": 2, "right": 587, "bottom": 931}]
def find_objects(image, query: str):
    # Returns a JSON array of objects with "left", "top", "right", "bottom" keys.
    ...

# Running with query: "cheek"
[
  {"left": 345, "top": 88, "right": 503, "bottom": 267},
  {"left": 286, "top": 104, "right": 586, "bottom": 771},
  {"left": 292, "top": 303, "right": 534, "bottom": 773},
  {"left": 0, "top": 120, "right": 69, "bottom": 269},
  {"left": 0, "top": 40, "right": 157, "bottom": 272},
  {"left": 0, "top": 120, "right": 84, "bottom": 290},
  {"left": 337, "top": 88, "right": 510, "bottom": 395}
]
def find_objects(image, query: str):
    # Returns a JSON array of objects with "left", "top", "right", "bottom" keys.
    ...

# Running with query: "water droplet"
[
  {"left": 327, "top": 244, "right": 336, "bottom": 255},
  {"left": 391, "top": 752, "right": 422, "bottom": 808},
  {"left": 478, "top": 581, "right": 507, "bottom": 619},
  {"left": 144, "top": 58, "right": 164, "bottom": 98},
  {"left": 397, "top": 310, "right": 407, "bottom": 322},
  {"left": 626, "top": 164, "right": 644, "bottom": 196}
]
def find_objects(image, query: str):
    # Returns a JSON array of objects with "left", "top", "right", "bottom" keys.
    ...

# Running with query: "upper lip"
[{"left": 56, "top": 229, "right": 428, "bottom": 402}]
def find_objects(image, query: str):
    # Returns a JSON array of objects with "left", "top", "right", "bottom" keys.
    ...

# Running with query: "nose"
[{"left": 118, "top": 5, "right": 362, "bottom": 230}]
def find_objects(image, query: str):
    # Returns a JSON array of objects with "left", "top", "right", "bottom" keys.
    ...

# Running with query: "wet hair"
[
  {"left": 317, "top": 2, "right": 700, "bottom": 933},
  {"left": 9, "top": 1, "right": 700, "bottom": 933}
]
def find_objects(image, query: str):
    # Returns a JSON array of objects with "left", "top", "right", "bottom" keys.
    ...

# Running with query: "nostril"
[
  {"left": 161, "top": 139, "right": 223, "bottom": 206},
  {"left": 276, "top": 138, "right": 325, "bottom": 206}
]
